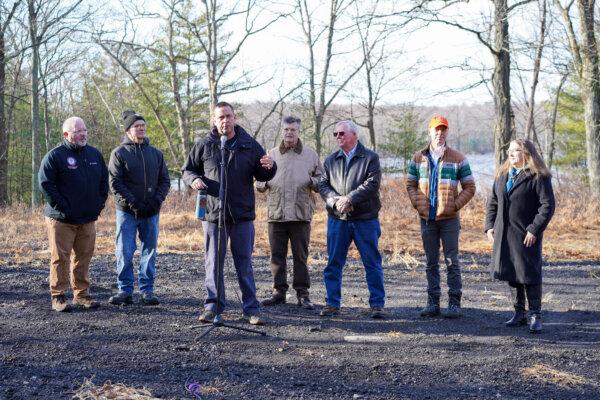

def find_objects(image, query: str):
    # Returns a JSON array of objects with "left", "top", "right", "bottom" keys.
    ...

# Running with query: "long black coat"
[{"left": 484, "top": 171, "right": 555, "bottom": 284}]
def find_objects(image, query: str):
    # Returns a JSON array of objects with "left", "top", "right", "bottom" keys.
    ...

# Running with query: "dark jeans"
[
  {"left": 509, "top": 281, "right": 542, "bottom": 315},
  {"left": 202, "top": 220, "right": 260, "bottom": 315},
  {"left": 268, "top": 221, "right": 311, "bottom": 298},
  {"left": 420, "top": 217, "right": 462, "bottom": 299},
  {"left": 324, "top": 217, "right": 385, "bottom": 308}
]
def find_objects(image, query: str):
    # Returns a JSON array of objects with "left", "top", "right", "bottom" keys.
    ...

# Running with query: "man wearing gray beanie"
[{"left": 107, "top": 110, "right": 170, "bottom": 306}]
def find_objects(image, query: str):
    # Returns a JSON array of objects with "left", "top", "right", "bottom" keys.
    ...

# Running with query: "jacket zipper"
[{"left": 138, "top": 143, "right": 147, "bottom": 201}]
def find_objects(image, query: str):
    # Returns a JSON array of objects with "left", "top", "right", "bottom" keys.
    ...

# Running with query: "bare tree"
[
  {"left": 554, "top": 0, "right": 600, "bottom": 196},
  {"left": 412, "top": 0, "right": 535, "bottom": 166},
  {"left": 296, "top": 0, "right": 365, "bottom": 155},
  {"left": 0, "top": 0, "right": 22, "bottom": 206},
  {"left": 26, "top": 0, "right": 86, "bottom": 208},
  {"left": 175, "top": 0, "right": 287, "bottom": 118}
]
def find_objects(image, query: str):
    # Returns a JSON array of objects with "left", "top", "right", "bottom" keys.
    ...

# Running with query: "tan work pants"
[{"left": 45, "top": 218, "right": 96, "bottom": 299}]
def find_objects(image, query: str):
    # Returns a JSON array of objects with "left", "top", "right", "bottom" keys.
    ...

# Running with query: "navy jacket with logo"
[{"left": 39, "top": 140, "right": 109, "bottom": 224}]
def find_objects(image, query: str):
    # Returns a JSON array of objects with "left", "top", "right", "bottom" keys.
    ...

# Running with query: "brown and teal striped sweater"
[{"left": 406, "top": 145, "right": 476, "bottom": 221}]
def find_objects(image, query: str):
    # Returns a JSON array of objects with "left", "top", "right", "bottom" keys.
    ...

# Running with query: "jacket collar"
[
  {"left": 122, "top": 136, "right": 150, "bottom": 147},
  {"left": 63, "top": 139, "right": 85, "bottom": 153},
  {"left": 279, "top": 138, "right": 303, "bottom": 154},
  {"left": 420, "top": 142, "right": 449, "bottom": 159},
  {"left": 208, "top": 125, "right": 252, "bottom": 146},
  {"left": 501, "top": 169, "right": 531, "bottom": 196},
  {"left": 334, "top": 140, "right": 366, "bottom": 159}
]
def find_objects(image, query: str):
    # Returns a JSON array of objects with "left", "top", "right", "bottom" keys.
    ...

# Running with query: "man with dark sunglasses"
[{"left": 319, "top": 120, "right": 385, "bottom": 319}]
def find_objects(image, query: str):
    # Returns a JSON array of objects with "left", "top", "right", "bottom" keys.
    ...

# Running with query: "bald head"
[{"left": 63, "top": 117, "right": 88, "bottom": 147}]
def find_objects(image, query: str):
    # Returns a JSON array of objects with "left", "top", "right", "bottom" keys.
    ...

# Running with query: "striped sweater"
[{"left": 406, "top": 145, "right": 476, "bottom": 221}]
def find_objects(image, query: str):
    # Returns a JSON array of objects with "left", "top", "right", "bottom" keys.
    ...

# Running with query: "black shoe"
[
  {"left": 529, "top": 313, "right": 542, "bottom": 334},
  {"left": 319, "top": 305, "right": 340, "bottom": 317},
  {"left": 298, "top": 297, "right": 314, "bottom": 310},
  {"left": 261, "top": 294, "right": 286, "bottom": 306},
  {"left": 370, "top": 307, "right": 386, "bottom": 319},
  {"left": 141, "top": 292, "right": 160, "bottom": 306},
  {"left": 443, "top": 303, "right": 462, "bottom": 319},
  {"left": 505, "top": 311, "right": 527, "bottom": 327},
  {"left": 108, "top": 292, "right": 133, "bottom": 305},
  {"left": 420, "top": 304, "right": 440, "bottom": 317}
]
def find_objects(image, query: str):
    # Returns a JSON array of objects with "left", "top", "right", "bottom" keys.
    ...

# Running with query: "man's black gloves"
[
  {"left": 146, "top": 198, "right": 161, "bottom": 216},
  {"left": 131, "top": 200, "right": 147, "bottom": 219}
]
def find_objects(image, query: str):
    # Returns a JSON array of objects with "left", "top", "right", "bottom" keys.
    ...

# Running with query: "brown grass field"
[{"left": 1, "top": 178, "right": 599, "bottom": 266}]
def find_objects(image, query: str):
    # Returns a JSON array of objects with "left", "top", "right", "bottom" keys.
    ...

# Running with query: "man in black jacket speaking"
[
  {"left": 39, "top": 116, "right": 108, "bottom": 312},
  {"left": 108, "top": 111, "right": 170, "bottom": 306},
  {"left": 319, "top": 120, "right": 385, "bottom": 319},
  {"left": 182, "top": 101, "right": 276, "bottom": 326}
]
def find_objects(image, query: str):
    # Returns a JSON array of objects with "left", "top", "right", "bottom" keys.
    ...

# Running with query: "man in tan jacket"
[{"left": 257, "top": 116, "right": 323, "bottom": 309}]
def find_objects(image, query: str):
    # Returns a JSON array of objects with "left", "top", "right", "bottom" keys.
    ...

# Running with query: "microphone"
[{"left": 220, "top": 134, "right": 227, "bottom": 149}]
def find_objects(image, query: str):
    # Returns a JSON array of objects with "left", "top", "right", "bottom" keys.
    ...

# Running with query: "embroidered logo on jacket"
[{"left": 67, "top": 157, "right": 78, "bottom": 169}]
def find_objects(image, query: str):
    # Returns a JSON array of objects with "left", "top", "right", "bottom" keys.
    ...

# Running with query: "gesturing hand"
[{"left": 260, "top": 154, "right": 274, "bottom": 169}]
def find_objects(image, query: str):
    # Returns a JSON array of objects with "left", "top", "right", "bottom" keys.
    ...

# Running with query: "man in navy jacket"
[
  {"left": 182, "top": 101, "right": 276, "bottom": 325},
  {"left": 39, "top": 116, "right": 108, "bottom": 312}
]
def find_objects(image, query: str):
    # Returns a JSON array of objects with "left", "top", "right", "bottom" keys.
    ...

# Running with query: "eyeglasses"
[{"left": 333, "top": 131, "right": 346, "bottom": 138}]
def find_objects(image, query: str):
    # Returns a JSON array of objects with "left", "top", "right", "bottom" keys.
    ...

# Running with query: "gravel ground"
[{"left": 1, "top": 251, "right": 599, "bottom": 399}]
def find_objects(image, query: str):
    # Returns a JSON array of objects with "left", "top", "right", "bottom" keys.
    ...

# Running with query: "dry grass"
[
  {"left": 521, "top": 364, "right": 589, "bottom": 388},
  {"left": 73, "top": 379, "right": 160, "bottom": 400},
  {"left": 1, "top": 178, "right": 598, "bottom": 266}
]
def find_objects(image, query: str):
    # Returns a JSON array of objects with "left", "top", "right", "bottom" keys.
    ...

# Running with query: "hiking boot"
[
  {"left": 298, "top": 297, "right": 314, "bottom": 310},
  {"left": 529, "top": 313, "right": 542, "bottom": 334},
  {"left": 51, "top": 295, "right": 72, "bottom": 312},
  {"left": 443, "top": 303, "right": 462, "bottom": 319},
  {"left": 199, "top": 309, "right": 216, "bottom": 323},
  {"left": 108, "top": 292, "right": 133, "bottom": 306},
  {"left": 319, "top": 305, "right": 340, "bottom": 317},
  {"left": 73, "top": 296, "right": 100, "bottom": 309},
  {"left": 443, "top": 295, "right": 462, "bottom": 319},
  {"left": 505, "top": 310, "right": 527, "bottom": 327},
  {"left": 420, "top": 295, "right": 440, "bottom": 317},
  {"left": 370, "top": 306, "right": 386, "bottom": 319},
  {"left": 243, "top": 314, "right": 266, "bottom": 326},
  {"left": 261, "top": 293, "right": 286, "bottom": 306},
  {"left": 140, "top": 292, "right": 160, "bottom": 306}
]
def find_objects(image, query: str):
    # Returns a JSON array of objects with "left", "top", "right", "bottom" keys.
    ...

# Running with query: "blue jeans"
[
  {"left": 324, "top": 216, "right": 385, "bottom": 308},
  {"left": 202, "top": 220, "right": 260, "bottom": 315},
  {"left": 115, "top": 209, "right": 159, "bottom": 294}
]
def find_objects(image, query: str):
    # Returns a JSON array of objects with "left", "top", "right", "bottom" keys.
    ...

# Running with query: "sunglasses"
[{"left": 333, "top": 131, "right": 346, "bottom": 138}]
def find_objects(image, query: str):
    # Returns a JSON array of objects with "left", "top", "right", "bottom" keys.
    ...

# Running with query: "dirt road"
[{"left": 1, "top": 252, "right": 599, "bottom": 399}]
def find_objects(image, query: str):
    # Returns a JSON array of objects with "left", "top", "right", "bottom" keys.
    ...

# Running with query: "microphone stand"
[{"left": 199, "top": 133, "right": 266, "bottom": 339}]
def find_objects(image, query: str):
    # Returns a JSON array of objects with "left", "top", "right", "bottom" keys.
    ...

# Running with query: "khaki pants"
[{"left": 45, "top": 218, "right": 96, "bottom": 299}]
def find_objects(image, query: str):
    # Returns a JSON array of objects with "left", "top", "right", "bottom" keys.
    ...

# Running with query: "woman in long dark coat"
[{"left": 485, "top": 139, "right": 555, "bottom": 333}]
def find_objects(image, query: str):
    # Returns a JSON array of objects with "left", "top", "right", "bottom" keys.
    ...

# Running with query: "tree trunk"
[
  {"left": 492, "top": 0, "right": 514, "bottom": 166},
  {"left": 29, "top": 0, "right": 42, "bottom": 208},
  {"left": 0, "top": 32, "right": 8, "bottom": 206},
  {"left": 577, "top": 0, "right": 600, "bottom": 196}
]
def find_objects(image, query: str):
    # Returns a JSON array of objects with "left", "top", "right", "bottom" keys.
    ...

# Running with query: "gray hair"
[
  {"left": 336, "top": 120, "right": 359, "bottom": 137},
  {"left": 62, "top": 117, "right": 84, "bottom": 133}
]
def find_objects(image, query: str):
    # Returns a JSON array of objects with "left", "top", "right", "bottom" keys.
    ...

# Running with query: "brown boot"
[
  {"left": 51, "top": 295, "right": 72, "bottom": 312},
  {"left": 73, "top": 296, "right": 100, "bottom": 309}
]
